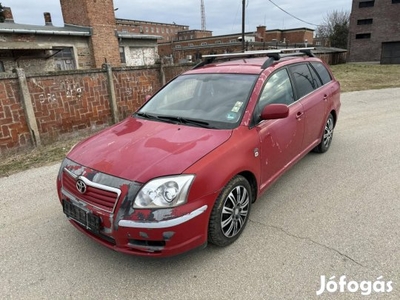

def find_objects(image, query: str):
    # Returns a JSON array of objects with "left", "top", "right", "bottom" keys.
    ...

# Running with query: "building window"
[
  {"left": 359, "top": 1, "right": 374, "bottom": 8},
  {"left": 188, "top": 43, "right": 194, "bottom": 47},
  {"left": 119, "top": 47, "right": 126, "bottom": 63},
  {"left": 151, "top": 27, "right": 154, "bottom": 33},
  {"left": 230, "top": 39, "right": 237, "bottom": 43},
  {"left": 356, "top": 33, "right": 371, "bottom": 39},
  {"left": 166, "top": 28, "right": 169, "bottom": 33},
  {"left": 0, "top": 61, "right": 4, "bottom": 72},
  {"left": 357, "top": 18, "right": 373, "bottom": 25},
  {"left": 175, "top": 45, "right": 181, "bottom": 49},
  {"left": 145, "top": 27, "right": 149, "bottom": 33},
  {"left": 201, "top": 42, "right": 207, "bottom": 46},
  {"left": 156, "top": 28, "right": 159, "bottom": 33},
  {"left": 215, "top": 40, "right": 222, "bottom": 44},
  {"left": 54, "top": 48, "right": 76, "bottom": 70}
]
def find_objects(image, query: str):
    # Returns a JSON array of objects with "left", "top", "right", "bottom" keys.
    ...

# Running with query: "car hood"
[{"left": 67, "top": 117, "right": 232, "bottom": 182}]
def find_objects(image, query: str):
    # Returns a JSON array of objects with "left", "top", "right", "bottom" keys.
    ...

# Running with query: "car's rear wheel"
[
  {"left": 208, "top": 175, "right": 252, "bottom": 247},
  {"left": 313, "top": 113, "right": 335, "bottom": 153}
]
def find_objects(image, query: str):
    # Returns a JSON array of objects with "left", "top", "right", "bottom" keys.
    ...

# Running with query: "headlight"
[{"left": 134, "top": 175, "right": 195, "bottom": 208}]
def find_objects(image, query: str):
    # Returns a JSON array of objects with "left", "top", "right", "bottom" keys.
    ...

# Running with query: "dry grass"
[
  {"left": 330, "top": 63, "right": 400, "bottom": 92},
  {"left": 1, "top": 63, "right": 400, "bottom": 177},
  {"left": 0, "top": 136, "right": 87, "bottom": 178}
]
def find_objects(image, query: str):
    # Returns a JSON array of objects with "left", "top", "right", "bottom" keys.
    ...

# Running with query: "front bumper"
[
  {"left": 62, "top": 198, "right": 208, "bottom": 257},
  {"left": 69, "top": 206, "right": 211, "bottom": 257},
  {"left": 57, "top": 159, "right": 215, "bottom": 257}
]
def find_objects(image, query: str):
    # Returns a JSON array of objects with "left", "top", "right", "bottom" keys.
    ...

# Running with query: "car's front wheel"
[
  {"left": 208, "top": 175, "right": 252, "bottom": 247},
  {"left": 313, "top": 113, "right": 335, "bottom": 153}
]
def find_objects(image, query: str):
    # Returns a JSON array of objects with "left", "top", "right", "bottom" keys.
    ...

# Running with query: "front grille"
[{"left": 62, "top": 170, "right": 119, "bottom": 212}]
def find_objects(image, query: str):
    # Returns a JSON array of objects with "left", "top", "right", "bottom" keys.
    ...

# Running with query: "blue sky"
[{"left": 5, "top": 0, "right": 352, "bottom": 35}]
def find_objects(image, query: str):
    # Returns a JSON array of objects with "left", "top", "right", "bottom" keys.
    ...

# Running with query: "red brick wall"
[
  {"left": 60, "top": 0, "right": 91, "bottom": 26},
  {"left": 0, "top": 78, "right": 31, "bottom": 152},
  {"left": 0, "top": 65, "right": 190, "bottom": 154},
  {"left": 27, "top": 71, "right": 112, "bottom": 142},
  {"left": 162, "top": 65, "right": 192, "bottom": 84},
  {"left": 113, "top": 68, "right": 162, "bottom": 119}
]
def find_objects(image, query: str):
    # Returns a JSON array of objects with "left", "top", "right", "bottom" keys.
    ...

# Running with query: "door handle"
[{"left": 296, "top": 111, "right": 304, "bottom": 119}]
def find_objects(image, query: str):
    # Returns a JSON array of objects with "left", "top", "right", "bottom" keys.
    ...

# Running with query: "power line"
[{"left": 267, "top": 0, "right": 320, "bottom": 27}]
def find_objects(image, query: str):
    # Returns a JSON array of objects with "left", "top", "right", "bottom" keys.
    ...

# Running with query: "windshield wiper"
[
  {"left": 137, "top": 113, "right": 214, "bottom": 128},
  {"left": 136, "top": 112, "right": 176, "bottom": 124},
  {"left": 157, "top": 116, "right": 213, "bottom": 128},
  {"left": 179, "top": 117, "right": 214, "bottom": 128},
  {"left": 136, "top": 112, "right": 159, "bottom": 120}
]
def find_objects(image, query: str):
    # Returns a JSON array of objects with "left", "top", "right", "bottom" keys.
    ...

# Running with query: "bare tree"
[{"left": 316, "top": 10, "right": 350, "bottom": 49}]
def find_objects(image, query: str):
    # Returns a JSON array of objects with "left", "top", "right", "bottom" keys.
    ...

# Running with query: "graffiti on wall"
[{"left": 32, "top": 78, "right": 84, "bottom": 104}]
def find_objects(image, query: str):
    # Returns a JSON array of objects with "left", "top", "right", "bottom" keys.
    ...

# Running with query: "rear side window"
[
  {"left": 289, "top": 64, "right": 318, "bottom": 99},
  {"left": 311, "top": 62, "right": 332, "bottom": 85},
  {"left": 308, "top": 65, "right": 322, "bottom": 89}
]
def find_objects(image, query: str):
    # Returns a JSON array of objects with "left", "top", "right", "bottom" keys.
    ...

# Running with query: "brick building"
[
  {"left": 348, "top": 0, "right": 400, "bottom": 63},
  {"left": 116, "top": 19, "right": 190, "bottom": 42},
  {"left": 159, "top": 26, "right": 314, "bottom": 63},
  {"left": 0, "top": 0, "right": 161, "bottom": 73}
]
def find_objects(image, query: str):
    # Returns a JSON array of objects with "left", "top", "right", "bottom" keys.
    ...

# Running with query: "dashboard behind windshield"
[{"left": 138, "top": 74, "right": 258, "bottom": 129}]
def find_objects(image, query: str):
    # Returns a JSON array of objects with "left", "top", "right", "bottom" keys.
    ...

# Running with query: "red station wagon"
[{"left": 57, "top": 48, "right": 341, "bottom": 257}]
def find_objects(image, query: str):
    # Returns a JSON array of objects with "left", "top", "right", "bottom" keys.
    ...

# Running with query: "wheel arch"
[
  {"left": 330, "top": 109, "right": 338, "bottom": 127},
  {"left": 238, "top": 170, "right": 258, "bottom": 203}
]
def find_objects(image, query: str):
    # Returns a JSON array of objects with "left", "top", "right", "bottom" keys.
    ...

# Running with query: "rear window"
[
  {"left": 311, "top": 62, "right": 332, "bottom": 85},
  {"left": 288, "top": 64, "right": 317, "bottom": 99}
]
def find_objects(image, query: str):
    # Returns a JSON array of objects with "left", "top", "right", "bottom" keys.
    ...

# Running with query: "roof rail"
[{"left": 194, "top": 47, "right": 316, "bottom": 69}]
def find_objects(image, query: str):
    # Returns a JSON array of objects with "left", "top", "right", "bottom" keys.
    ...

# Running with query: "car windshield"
[{"left": 137, "top": 73, "right": 258, "bottom": 129}]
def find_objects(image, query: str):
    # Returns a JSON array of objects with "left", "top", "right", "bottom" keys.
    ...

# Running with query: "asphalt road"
[{"left": 1, "top": 88, "right": 399, "bottom": 300}]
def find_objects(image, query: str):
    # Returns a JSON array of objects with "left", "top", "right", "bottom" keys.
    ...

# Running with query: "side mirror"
[{"left": 260, "top": 104, "right": 289, "bottom": 120}]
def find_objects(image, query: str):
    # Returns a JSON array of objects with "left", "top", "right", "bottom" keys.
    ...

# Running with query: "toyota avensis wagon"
[{"left": 57, "top": 48, "right": 341, "bottom": 257}]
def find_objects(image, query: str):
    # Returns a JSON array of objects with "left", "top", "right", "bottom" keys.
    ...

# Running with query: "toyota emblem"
[{"left": 76, "top": 179, "right": 87, "bottom": 194}]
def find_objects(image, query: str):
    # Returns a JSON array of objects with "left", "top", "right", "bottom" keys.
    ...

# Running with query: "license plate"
[{"left": 62, "top": 200, "right": 100, "bottom": 233}]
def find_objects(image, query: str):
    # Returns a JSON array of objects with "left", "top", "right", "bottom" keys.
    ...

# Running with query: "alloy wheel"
[{"left": 220, "top": 185, "right": 250, "bottom": 238}]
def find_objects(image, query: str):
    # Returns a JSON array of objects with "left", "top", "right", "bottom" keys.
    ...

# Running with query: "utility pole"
[{"left": 242, "top": 0, "right": 245, "bottom": 52}]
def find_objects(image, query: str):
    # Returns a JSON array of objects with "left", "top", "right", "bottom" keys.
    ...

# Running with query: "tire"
[
  {"left": 208, "top": 175, "right": 252, "bottom": 247},
  {"left": 313, "top": 113, "right": 335, "bottom": 153}
]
